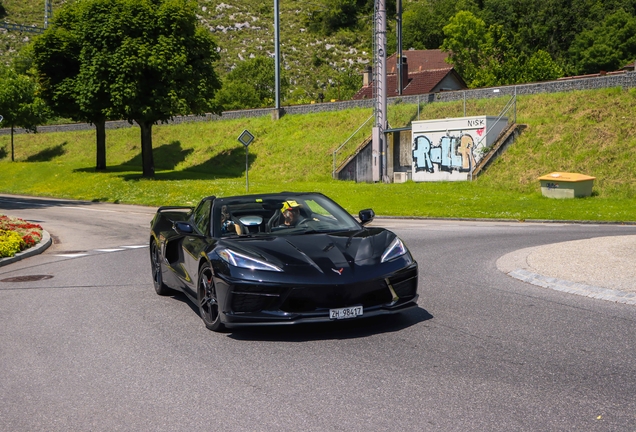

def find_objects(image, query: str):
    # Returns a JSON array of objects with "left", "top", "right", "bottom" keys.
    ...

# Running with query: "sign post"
[{"left": 237, "top": 129, "right": 255, "bottom": 192}]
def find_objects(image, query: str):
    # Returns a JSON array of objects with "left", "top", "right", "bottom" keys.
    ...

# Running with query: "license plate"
[{"left": 329, "top": 306, "right": 363, "bottom": 320}]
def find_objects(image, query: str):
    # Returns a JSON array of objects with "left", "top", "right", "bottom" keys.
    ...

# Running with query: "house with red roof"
[{"left": 351, "top": 49, "right": 468, "bottom": 100}]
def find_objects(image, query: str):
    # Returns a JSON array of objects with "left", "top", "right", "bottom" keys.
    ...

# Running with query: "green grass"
[{"left": 0, "top": 88, "right": 635, "bottom": 222}]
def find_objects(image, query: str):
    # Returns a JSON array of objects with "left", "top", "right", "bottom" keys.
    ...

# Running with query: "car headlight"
[
  {"left": 217, "top": 248, "right": 283, "bottom": 272},
  {"left": 381, "top": 237, "right": 407, "bottom": 263}
]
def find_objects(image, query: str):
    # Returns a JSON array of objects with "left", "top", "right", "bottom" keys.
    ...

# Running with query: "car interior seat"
[{"left": 266, "top": 210, "right": 284, "bottom": 232}]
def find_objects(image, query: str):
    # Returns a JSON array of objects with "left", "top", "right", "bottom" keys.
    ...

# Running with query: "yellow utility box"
[{"left": 538, "top": 172, "right": 596, "bottom": 198}]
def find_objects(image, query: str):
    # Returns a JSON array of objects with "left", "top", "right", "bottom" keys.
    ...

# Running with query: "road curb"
[
  {"left": 496, "top": 240, "right": 636, "bottom": 306},
  {"left": 507, "top": 268, "right": 636, "bottom": 305},
  {"left": 0, "top": 230, "right": 52, "bottom": 268}
]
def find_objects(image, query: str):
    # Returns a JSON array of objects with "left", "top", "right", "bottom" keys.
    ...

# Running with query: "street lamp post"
[{"left": 274, "top": 0, "right": 281, "bottom": 118}]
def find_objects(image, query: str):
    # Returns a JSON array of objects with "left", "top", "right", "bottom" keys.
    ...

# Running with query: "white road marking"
[{"left": 51, "top": 245, "right": 146, "bottom": 258}]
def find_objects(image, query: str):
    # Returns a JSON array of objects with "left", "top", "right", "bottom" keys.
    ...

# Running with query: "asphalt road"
[{"left": 1, "top": 194, "right": 635, "bottom": 431}]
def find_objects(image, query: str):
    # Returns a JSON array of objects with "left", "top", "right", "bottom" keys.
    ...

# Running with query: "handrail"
[
  {"left": 332, "top": 115, "right": 374, "bottom": 179},
  {"left": 474, "top": 94, "right": 516, "bottom": 153},
  {"left": 470, "top": 92, "right": 517, "bottom": 180}
]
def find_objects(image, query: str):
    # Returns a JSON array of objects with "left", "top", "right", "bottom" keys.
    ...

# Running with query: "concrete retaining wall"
[{"left": 2, "top": 71, "right": 634, "bottom": 136}]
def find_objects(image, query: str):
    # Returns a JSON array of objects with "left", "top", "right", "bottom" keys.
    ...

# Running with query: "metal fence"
[
  {"left": 2, "top": 71, "right": 636, "bottom": 137},
  {"left": 0, "top": 23, "right": 44, "bottom": 34}
]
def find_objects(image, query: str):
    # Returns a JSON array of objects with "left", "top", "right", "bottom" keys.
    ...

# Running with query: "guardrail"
[{"left": 331, "top": 115, "right": 374, "bottom": 179}]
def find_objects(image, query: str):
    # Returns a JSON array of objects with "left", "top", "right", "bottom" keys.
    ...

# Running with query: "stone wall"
[{"left": 2, "top": 71, "right": 634, "bottom": 136}]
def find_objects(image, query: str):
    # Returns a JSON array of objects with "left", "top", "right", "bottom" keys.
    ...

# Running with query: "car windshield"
[{"left": 213, "top": 193, "right": 361, "bottom": 237}]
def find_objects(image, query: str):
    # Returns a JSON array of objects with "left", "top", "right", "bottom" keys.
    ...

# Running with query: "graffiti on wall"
[{"left": 412, "top": 132, "right": 479, "bottom": 174}]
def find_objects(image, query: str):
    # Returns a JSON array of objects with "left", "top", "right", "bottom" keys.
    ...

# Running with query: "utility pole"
[
  {"left": 372, "top": 0, "right": 387, "bottom": 182},
  {"left": 396, "top": 0, "right": 403, "bottom": 96},
  {"left": 273, "top": 0, "right": 282, "bottom": 120}
]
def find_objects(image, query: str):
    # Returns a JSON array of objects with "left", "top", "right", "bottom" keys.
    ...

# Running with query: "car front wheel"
[{"left": 197, "top": 263, "right": 224, "bottom": 332}]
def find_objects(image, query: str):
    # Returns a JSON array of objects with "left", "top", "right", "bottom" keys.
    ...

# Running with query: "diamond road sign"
[{"left": 238, "top": 129, "right": 254, "bottom": 147}]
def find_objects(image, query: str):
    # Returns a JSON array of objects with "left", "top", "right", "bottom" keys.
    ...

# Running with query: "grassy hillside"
[
  {"left": 422, "top": 87, "right": 636, "bottom": 199},
  {"left": 0, "top": 87, "right": 635, "bottom": 222},
  {"left": 1, "top": 0, "right": 372, "bottom": 102}
]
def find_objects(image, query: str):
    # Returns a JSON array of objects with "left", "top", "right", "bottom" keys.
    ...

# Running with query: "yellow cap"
[{"left": 281, "top": 200, "right": 301, "bottom": 212}]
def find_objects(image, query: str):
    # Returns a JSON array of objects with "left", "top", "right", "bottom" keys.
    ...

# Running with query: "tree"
[
  {"left": 32, "top": 1, "right": 112, "bottom": 171},
  {"left": 442, "top": 11, "right": 562, "bottom": 87},
  {"left": 0, "top": 66, "right": 47, "bottom": 161},
  {"left": 33, "top": 0, "right": 222, "bottom": 177},
  {"left": 568, "top": 9, "right": 636, "bottom": 74},
  {"left": 304, "top": 0, "right": 374, "bottom": 36},
  {"left": 215, "top": 57, "right": 288, "bottom": 110},
  {"left": 105, "top": 0, "right": 222, "bottom": 177},
  {"left": 402, "top": 0, "right": 479, "bottom": 50},
  {"left": 441, "top": 11, "right": 491, "bottom": 86},
  {"left": 522, "top": 50, "right": 563, "bottom": 83}
]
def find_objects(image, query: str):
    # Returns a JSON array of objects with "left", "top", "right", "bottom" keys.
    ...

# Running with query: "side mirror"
[
  {"left": 173, "top": 221, "right": 194, "bottom": 235},
  {"left": 358, "top": 209, "right": 375, "bottom": 226}
]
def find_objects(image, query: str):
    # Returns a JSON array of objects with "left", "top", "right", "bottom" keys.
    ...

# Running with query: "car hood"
[{"left": 220, "top": 228, "right": 396, "bottom": 275}]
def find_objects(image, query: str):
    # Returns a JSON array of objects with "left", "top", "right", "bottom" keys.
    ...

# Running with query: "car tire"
[
  {"left": 150, "top": 241, "right": 173, "bottom": 296},
  {"left": 197, "top": 262, "right": 225, "bottom": 332}
]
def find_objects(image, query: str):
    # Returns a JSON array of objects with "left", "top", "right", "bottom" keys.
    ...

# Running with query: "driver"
[
  {"left": 281, "top": 200, "right": 302, "bottom": 227},
  {"left": 220, "top": 205, "right": 240, "bottom": 235}
]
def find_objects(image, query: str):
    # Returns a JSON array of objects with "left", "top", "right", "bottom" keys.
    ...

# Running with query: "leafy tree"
[
  {"left": 568, "top": 9, "right": 636, "bottom": 74},
  {"left": 0, "top": 66, "right": 47, "bottom": 161},
  {"left": 402, "top": 0, "right": 479, "bottom": 50},
  {"left": 522, "top": 50, "right": 563, "bottom": 82},
  {"left": 304, "top": 0, "right": 375, "bottom": 35},
  {"left": 441, "top": 11, "right": 491, "bottom": 85},
  {"left": 33, "top": 0, "right": 221, "bottom": 178},
  {"left": 215, "top": 57, "right": 288, "bottom": 110},
  {"left": 479, "top": 0, "right": 636, "bottom": 70},
  {"left": 402, "top": 2, "right": 439, "bottom": 50},
  {"left": 442, "top": 11, "right": 562, "bottom": 87},
  {"left": 107, "top": 0, "right": 222, "bottom": 177},
  {"left": 318, "top": 67, "right": 362, "bottom": 101},
  {"left": 215, "top": 81, "right": 262, "bottom": 111},
  {"left": 32, "top": 1, "right": 111, "bottom": 171}
]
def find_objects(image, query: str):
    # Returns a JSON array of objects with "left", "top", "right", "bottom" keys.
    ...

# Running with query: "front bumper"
[
  {"left": 222, "top": 298, "right": 419, "bottom": 328},
  {"left": 215, "top": 263, "right": 419, "bottom": 328}
]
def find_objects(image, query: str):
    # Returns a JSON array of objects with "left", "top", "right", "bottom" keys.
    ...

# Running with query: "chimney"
[
  {"left": 401, "top": 57, "right": 408, "bottom": 92},
  {"left": 363, "top": 66, "right": 373, "bottom": 86}
]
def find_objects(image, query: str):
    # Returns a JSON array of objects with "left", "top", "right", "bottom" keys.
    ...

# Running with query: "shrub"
[
  {"left": 0, "top": 215, "right": 43, "bottom": 256},
  {"left": 0, "top": 230, "right": 25, "bottom": 257}
]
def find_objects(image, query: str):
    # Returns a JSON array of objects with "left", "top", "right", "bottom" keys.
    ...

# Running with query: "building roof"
[
  {"left": 351, "top": 68, "right": 467, "bottom": 100},
  {"left": 386, "top": 49, "right": 450, "bottom": 74}
]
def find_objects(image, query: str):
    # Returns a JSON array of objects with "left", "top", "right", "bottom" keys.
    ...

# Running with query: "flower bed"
[{"left": 0, "top": 215, "right": 44, "bottom": 258}]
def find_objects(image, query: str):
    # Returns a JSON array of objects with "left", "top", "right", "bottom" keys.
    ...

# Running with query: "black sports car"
[{"left": 149, "top": 192, "right": 418, "bottom": 331}]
